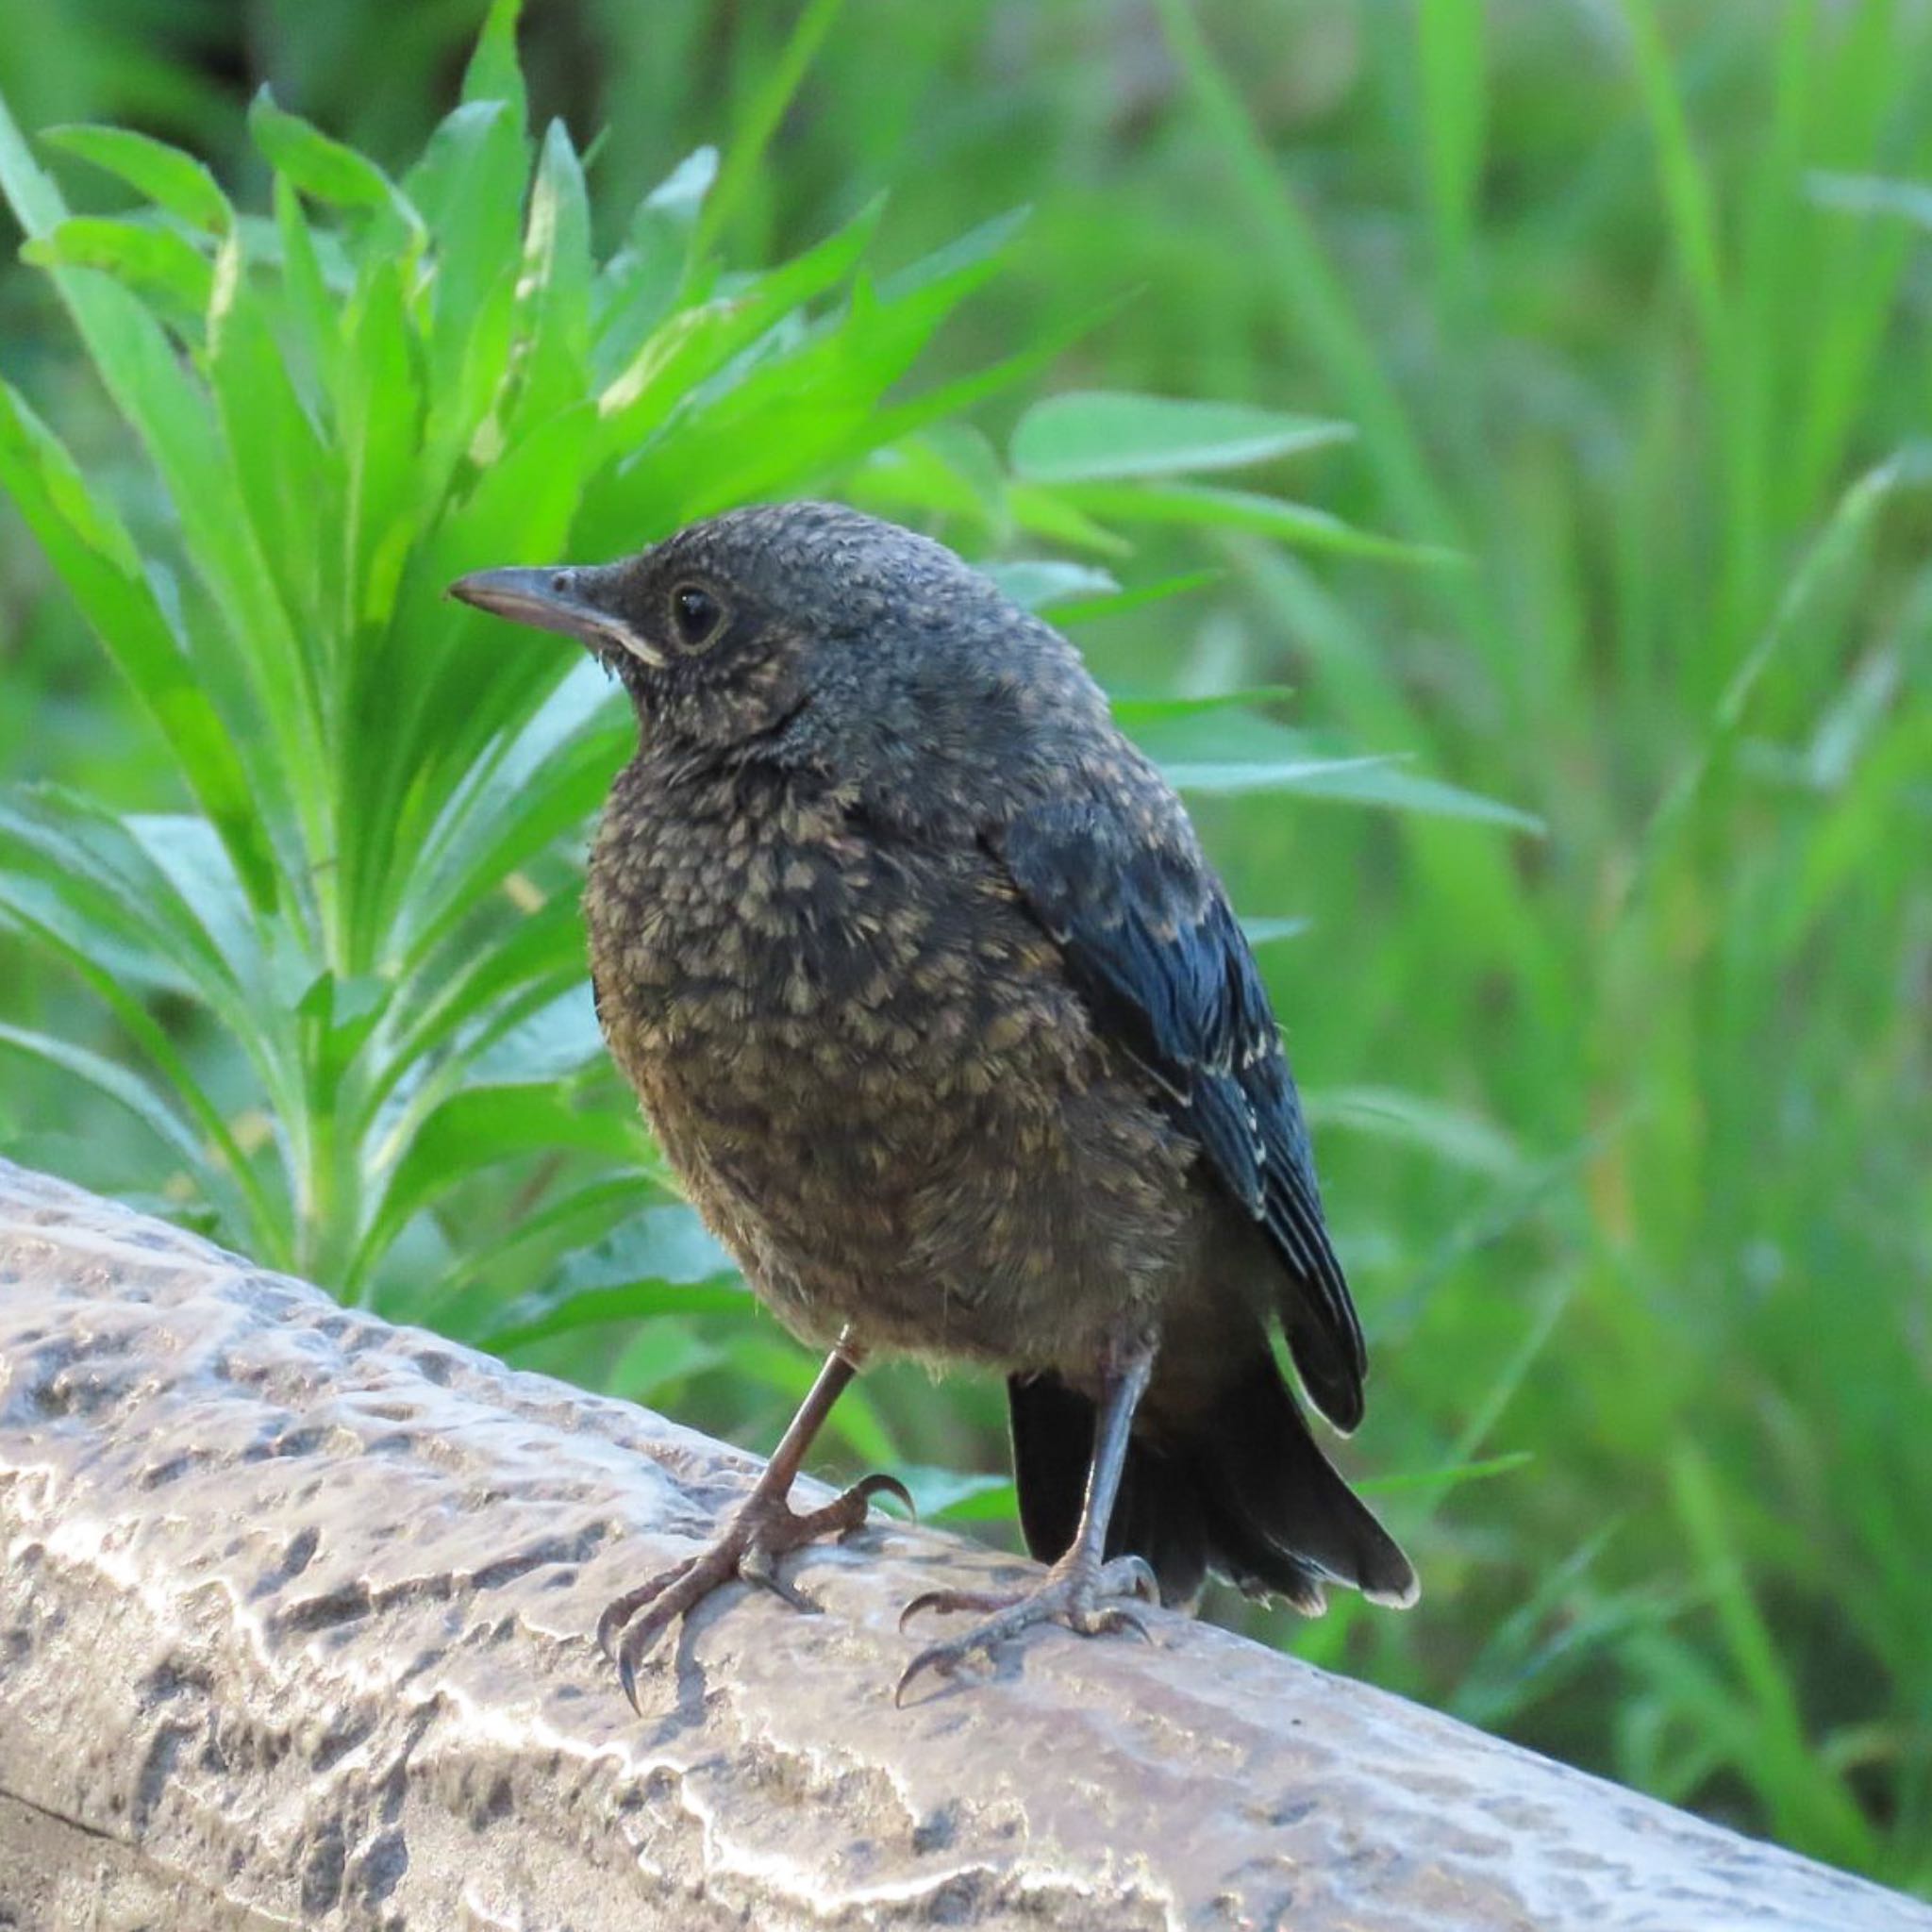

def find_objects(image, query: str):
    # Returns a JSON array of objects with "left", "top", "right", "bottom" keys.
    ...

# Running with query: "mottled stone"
[{"left": 0, "top": 1158, "right": 1924, "bottom": 1932}]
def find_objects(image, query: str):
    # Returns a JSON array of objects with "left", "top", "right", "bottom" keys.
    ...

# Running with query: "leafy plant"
[{"left": 0, "top": 0, "right": 1497, "bottom": 1394}]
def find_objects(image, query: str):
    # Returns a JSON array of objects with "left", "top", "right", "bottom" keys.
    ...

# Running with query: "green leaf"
[
  {"left": 468, "top": 985, "right": 604, "bottom": 1084},
  {"left": 0, "top": 101, "right": 324, "bottom": 881},
  {"left": 1049, "top": 569, "right": 1219, "bottom": 625},
  {"left": 408, "top": 98, "right": 528, "bottom": 427},
  {"left": 1010, "top": 390, "right": 1353, "bottom": 483},
  {"left": 607, "top": 1324, "right": 726, "bottom": 1402},
  {"left": 983, "top": 559, "right": 1118, "bottom": 609},
  {"left": 397, "top": 654, "right": 622, "bottom": 970},
  {"left": 599, "top": 212, "right": 1029, "bottom": 536},
  {"left": 248, "top": 87, "right": 418, "bottom": 230},
  {"left": 273, "top": 174, "right": 341, "bottom": 408},
  {"left": 0, "top": 383, "right": 274, "bottom": 904},
  {"left": 480, "top": 1206, "right": 746, "bottom": 1350},
  {"left": 0, "top": 875, "right": 281, "bottom": 1250},
  {"left": 0, "top": 85, "right": 68, "bottom": 237},
  {"left": 641, "top": 145, "right": 717, "bottom": 230},
  {"left": 693, "top": 0, "right": 847, "bottom": 255},
  {"left": 593, "top": 194, "right": 885, "bottom": 451},
  {"left": 206, "top": 226, "right": 341, "bottom": 653},
  {"left": 1051, "top": 478, "right": 1462, "bottom": 564},
  {"left": 1241, "top": 916, "right": 1311, "bottom": 947},
  {"left": 1162, "top": 752, "right": 1544, "bottom": 830},
  {"left": 509, "top": 119, "right": 593, "bottom": 434},
  {"left": 1309, "top": 1085, "right": 1524, "bottom": 1178},
  {"left": 42, "top": 125, "right": 231, "bottom": 234},
  {"left": 591, "top": 149, "right": 719, "bottom": 386},
  {"left": 0, "top": 1021, "right": 210, "bottom": 1178},
  {"left": 22, "top": 216, "right": 214, "bottom": 317},
  {"left": 1807, "top": 170, "right": 1932, "bottom": 231},
  {"left": 383, "top": 898, "right": 589, "bottom": 1104},
  {"left": 461, "top": 0, "right": 528, "bottom": 125},
  {"left": 361, "top": 1083, "right": 642, "bottom": 1277}
]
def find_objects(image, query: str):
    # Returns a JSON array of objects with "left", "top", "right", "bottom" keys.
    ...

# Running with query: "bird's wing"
[{"left": 994, "top": 792, "right": 1366, "bottom": 1431}]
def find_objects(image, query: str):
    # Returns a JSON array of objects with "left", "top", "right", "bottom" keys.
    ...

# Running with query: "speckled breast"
[{"left": 583, "top": 756, "right": 1190, "bottom": 1363}]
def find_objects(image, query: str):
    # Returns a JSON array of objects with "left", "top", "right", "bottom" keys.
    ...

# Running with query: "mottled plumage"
[{"left": 450, "top": 502, "right": 1414, "bottom": 1702}]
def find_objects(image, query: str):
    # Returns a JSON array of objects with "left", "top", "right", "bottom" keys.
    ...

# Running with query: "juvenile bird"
[{"left": 450, "top": 504, "right": 1416, "bottom": 1706}]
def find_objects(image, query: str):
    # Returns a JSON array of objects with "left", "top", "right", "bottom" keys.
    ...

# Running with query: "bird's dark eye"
[{"left": 670, "top": 582, "right": 724, "bottom": 651}]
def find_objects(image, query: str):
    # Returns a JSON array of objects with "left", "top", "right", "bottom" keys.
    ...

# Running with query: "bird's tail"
[{"left": 1008, "top": 1347, "right": 1417, "bottom": 1614}]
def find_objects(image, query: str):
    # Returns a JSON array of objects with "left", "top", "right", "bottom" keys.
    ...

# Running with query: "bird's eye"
[{"left": 670, "top": 582, "right": 724, "bottom": 651}]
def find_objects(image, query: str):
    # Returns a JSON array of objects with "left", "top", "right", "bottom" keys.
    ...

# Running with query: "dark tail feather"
[
  {"left": 1187, "top": 1348, "right": 1417, "bottom": 1610},
  {"left": 1007, "top": 1353, "right": 1416, "bottom": 1615}
]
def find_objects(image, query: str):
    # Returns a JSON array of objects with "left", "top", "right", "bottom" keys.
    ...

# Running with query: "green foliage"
[
  {"left": 3, "top": 0, "right": 1930, "bottom": 1898},
  {"left": 0, "top": 18, "right": 1470, "bottom": 1346}
]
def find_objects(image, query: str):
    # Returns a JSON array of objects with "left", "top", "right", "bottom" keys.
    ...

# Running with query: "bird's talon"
[
  {"left": 597, "top": 1464, "right": 908, "bottom": 1702},
  {"left": 897, "top": 1590, "right": 948, "bottom": 1633},
  {"left": 596, "top": 1555, "right": 696, "bottom": 1661},
  {"left": 896, "top": 1586, "right": 1008, "bottom": 1632},
  {"left": 894, "top": 1641, "right": 986, "bottom": 1707},
  {"left": 856, "top": 1471, "right": 916, "bottom": 1519},
  {"left": 891, "top": 1557, "right": 1158, "bottom": 1694}
]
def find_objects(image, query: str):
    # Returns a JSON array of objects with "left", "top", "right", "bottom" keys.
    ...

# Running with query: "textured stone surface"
[{"left": 0, "top": 1159, "right": 1926, "bottom": 1932}]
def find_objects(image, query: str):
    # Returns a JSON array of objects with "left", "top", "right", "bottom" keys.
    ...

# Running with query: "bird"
[{"left": 449, "top": 502, "right": 1416, "bottom": 1707}]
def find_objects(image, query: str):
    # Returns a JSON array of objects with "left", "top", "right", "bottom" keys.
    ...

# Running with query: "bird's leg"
[
  {"left": 596, "top": 1332, "right": 909, "bottom": 1708},
  {"left": 895, "top": 1331, "right": 1160, "bottom": 1705}
]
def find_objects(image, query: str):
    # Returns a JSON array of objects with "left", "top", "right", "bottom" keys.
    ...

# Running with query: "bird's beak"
[{"left": 446, "top": 564, "right": 666, "bottom": 668}]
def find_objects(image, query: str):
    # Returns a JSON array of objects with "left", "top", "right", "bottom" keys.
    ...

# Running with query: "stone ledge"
[{"left": 1, "top": 1156, "right": 1925, "bottom": 1932}]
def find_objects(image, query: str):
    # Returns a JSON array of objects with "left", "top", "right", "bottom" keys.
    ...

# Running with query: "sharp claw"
[
  {"left": 897, "top": 1590, "right": 950, "bottom": 1634},
  {"left": 894, "top": 1641, "right": 971, "bottom": 1707},
  {"left": 614, "top": 1591, "right": 687, "bottom": 1696},
  {"left": 896, "top": 1587, "right": 1008, "bottom": 1631},
  {"left": 596, "top": 1555, "right": 696, "bottom": 1661},
  {"left": 1097, "top": 1607, "right": 1152, "bottom": 1644},
  {"left": 855, "top": 1472, "right": 916, "bottom": 1519}
]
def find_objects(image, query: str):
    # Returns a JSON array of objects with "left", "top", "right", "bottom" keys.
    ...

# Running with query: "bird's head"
[{"left": 449, "top": 501, "right": 1108, "bottom": 799}]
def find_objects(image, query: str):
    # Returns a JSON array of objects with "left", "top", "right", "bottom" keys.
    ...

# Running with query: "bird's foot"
[
  {"left": 597, "top": 1471, "right": 910, "bottom": 1708},
  {"left": 894, "top": 1551, "right": 1158, "bottom": 1705}
]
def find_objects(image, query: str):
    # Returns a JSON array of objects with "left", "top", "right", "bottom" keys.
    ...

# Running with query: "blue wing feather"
[{"left": 997, "top": 797, "right": 1366, "bottom": 1432}]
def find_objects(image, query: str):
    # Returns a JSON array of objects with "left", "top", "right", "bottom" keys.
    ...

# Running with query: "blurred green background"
[{"left": 1, "top": 0, "right": 1927, "bottom": 1895}]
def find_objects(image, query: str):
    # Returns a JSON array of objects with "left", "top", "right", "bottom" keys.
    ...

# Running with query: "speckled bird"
[{"left": 450, "top": 503, "right": 1416, "bottom": 1706}]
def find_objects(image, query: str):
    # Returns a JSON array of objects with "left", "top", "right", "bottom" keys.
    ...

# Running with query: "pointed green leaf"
[
  {"left": 510, "top": 119, "right": 593, "bottom": 433},
  {"left": 1011, "top": 391, "right": 1353, "bottom": 483},
  {"left": 984, "top": 559, "right": 1118, "bottom": 609},
  {"left": 361, "top": 1083, "right": 642, "bottom": 1276},
  {"left": 249, "top": 86, "right": 420, "bottom": 235},
  {"left": 480, "top": 1206, "right": 744, "bottom": 1349},
  {"left": 1035, "top": 569, "right": 1218, "bottom": 625},
  {"left": 408, "top": 98, "right": 528, "bottom": 432},
  {"left": 1162, "top": 751, "right": 1543, "bottom": 829},
  {"left": 594, "top": 195, "right": 885, "bottom": 451},
  {"left": 43, "top": 125, "right": 232, "bottom": 234},
  {"left": 0, "top": 1021, "right": 210, "bottom": 1176},
  {"left": 1052, "top": 479, "right": 1462, "bottom": 564},
  {"left": 461, "top": 0, "right": 528, "bottom": 125},
  {"left": 23, "top": 216, "right": 214, "bottom": 317},
  {"left": 0, "top": 382, "right": 274, "bottom": 904}
]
